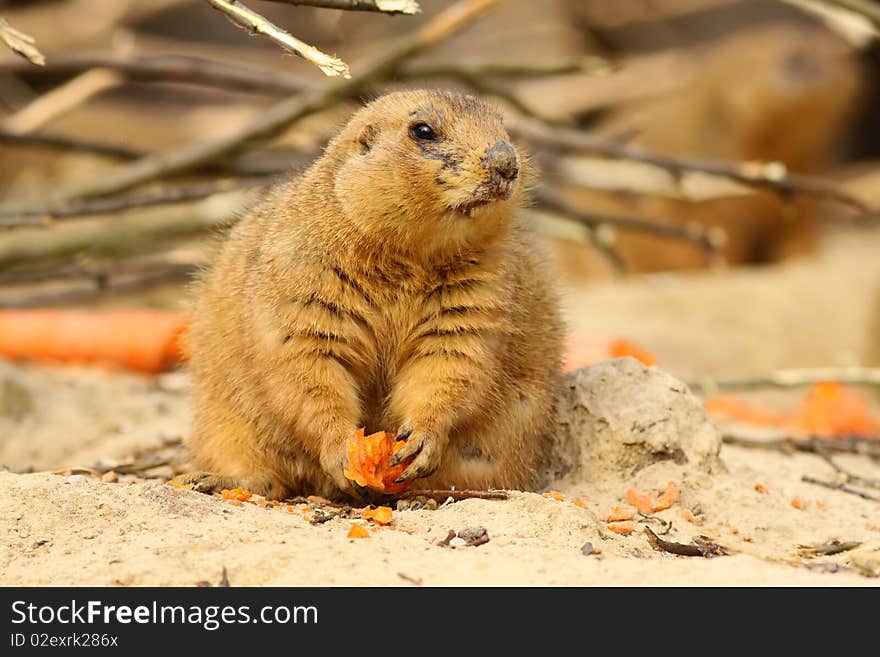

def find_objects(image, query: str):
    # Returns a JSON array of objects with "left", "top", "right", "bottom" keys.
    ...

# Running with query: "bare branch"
[
  {"left": 0, "top": 54, "right": 586, "bottom": 98},
  {"left": 257, "top": 0, "right": 421, "bottom": 14},
  {"left": 0, "top": 177, "right": 275, "bottom": 229},
  {"left": 801, "top": 475, "right": 879, "bottom": 502},
  {"left": 204, "top": 0, "right": 350, "bottom": 77},
  {"left": 512, "top": 120, "right": 874, "bottom": 213},
  {"left": 0, "top": 130, "right": 144, "bottom": 160},
  {"left": 0, "top": 17, "right": 44, "bottom": 66},
  {"left": 3, "top": 68, "right": 123, "bottom": 134},
  {"left": 0, "top": 53, "right": 311, "bottom": 96},
  {"left": 41, "top": 0, "right": 503, "bottom": 206},
  {"left": 535, "top": 188, "right": 725, "bottom": 265},
  {"left": 690, "top": 367, "right": 880, "bottom": 391}
]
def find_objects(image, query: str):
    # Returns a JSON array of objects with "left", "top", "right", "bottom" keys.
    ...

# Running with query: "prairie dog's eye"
[{"left": 409, "top": 122, "right": 437, "bottom": 141}]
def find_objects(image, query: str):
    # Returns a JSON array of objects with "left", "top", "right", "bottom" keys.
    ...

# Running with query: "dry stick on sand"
[
  {"left": 723, "top": 434, "right": 880, "bottom": 459},
  {"left": 258, "top": 0, "right": 421, "bottom": 14},
  {"left": 690, "top": 366, "right": 880, "bottom": 391},
  {"left": 0, "top": 17, "right": 45, "bottom": 66},
  {"left": 512, "top": 120, "right": 873, "bottom": 213},
  {"left": 396, "top": 489, "right": 509, "bottom": 501},
  {"left": 204, "top": 0, "right": 351, "bottom": 78},
  {"left": 801, "top": 475, "right": 880, "bottom": 502},
  {"left": 39, "top": 0, "right": 504, "bottom": 207}
]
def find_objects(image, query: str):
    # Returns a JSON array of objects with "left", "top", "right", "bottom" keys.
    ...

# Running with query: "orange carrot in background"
[
  {"left": 0, "top": 309, "right": 190, "bottom": 374},
  {"left": 705, "top": 382, "right": 880, "bottom": 439},
  {"left": 564, "top": 335, "right": 657, "bottom": 372}
]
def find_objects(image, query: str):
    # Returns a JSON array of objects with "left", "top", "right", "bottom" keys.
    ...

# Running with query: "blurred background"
[{"left": 1, "top": 0, "right": 880, "bottom": 473}]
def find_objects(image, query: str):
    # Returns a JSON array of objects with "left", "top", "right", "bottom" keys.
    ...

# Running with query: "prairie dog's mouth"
[{"left": 452, "top": 180, "right": 514, "bottom": 218}]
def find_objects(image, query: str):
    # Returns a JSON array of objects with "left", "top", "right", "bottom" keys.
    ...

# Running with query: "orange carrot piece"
[
  {"left": 363, "top": 506, "right": 394, "bottom": 525},
  {"left": 681, "top": 509, "right": 696, "bottom": 523},
  {"left": 606, "top": 521, "right": 634, "bottom": 535},
  {"left": 347, "top": 524, "right": 370, "bottom": 539},
  {"left": 625, "top": 487, "right": 654, "bottom": 515},
  {"left": 791, "top": 497, "right": 807, "bottom": 510},
  {"left": 563, "top": 336, "right": 657, "bottom": 372},
  {"left": 542, "top": 490, "right": 566, "bottom": 502},
  {"left": 0, "top": 309, "right": 190, "bottom": 374},
  {"left": 755, "top": 483, "right": 769, "bottom": 494},
  {"left": 653, "top": 482, "right": 681, "bottom": 511},
  {"left": 600, "top": 506, "right": 636, "bottom": 522},
  {"left": 343, "top": 428, "right": 413, "bottom": 494},
  {"left": 609, "top": 339, "right": 657, "bottom": 367},
  {"left": 221, "top": 487, "right": 251, "bottom": 501}
]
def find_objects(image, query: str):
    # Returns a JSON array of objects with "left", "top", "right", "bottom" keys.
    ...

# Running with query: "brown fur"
[{"left": 182, "top": 90, "right": 564, "bottom": 501}]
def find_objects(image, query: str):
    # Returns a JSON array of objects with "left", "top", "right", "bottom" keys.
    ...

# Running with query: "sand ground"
[{"left": 1, "top": 226, "right": 879, "bottom": 586}]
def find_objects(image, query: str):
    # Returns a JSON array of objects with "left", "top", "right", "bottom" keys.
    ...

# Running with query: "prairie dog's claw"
[{"left": 392, "top": 433, "right": 440, "bottom": 483}]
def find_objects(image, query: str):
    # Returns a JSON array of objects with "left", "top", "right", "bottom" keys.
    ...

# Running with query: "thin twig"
[
  {"left": 258, "top": 0, "right": 421, "bottom": 13},
  {"left": 0, "top": 177, "right": 275, "bottom": 228},
  {"left": 3, "top": 68, "right": 123, "bottom": 134},
  {"left": 722, "top": 434, "right": 880, "bottom": 458},
  {"left": 42, "top": 0, "right": 503, "bottom": 206},
  {"left": 644, "top": 527, "right": 728, "bottom": 557},
  {"left": 204, "top": 0, "right": 351, "bottom": 77},
  {"left": 801, "top": 475, "right": 880, "bottom": 501},
  {"left": 535, "top": 187, "right": 725, "bottom": 264},
  {"left": 0, "top": 53, "right": 312, "bottom": 95},
  {"left": 395, "top": 489, "right": 509, "bottom": 501},
  {"left": 0, "top": 263, "right": 198, "bottom": 308},
  {"left": 0, "top": 18, "right": 44, "bottom": 66},
  {"left": 690, "top": 367, "right": 880, "bottom": 391},
  {"left": 0, "top": 129, "right": 144, "bottom": 160},
  {"left": 814, "top": 450, "right": 880, "bottom": 490},
  {"left": 512, "top": 120, "right": 873, "bottom": 213},
  {"left": 0, "top": 54, "right": 585, "bottom": 98}
]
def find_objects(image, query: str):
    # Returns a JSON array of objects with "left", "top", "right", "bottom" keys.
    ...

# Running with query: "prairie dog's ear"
[{"left": 357, "top": 123, "right": 378, "bottom": 155}]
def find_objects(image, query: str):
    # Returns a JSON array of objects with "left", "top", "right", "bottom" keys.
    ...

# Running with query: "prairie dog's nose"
[{"left": 483, "top": 140, "right": 519, "bottom": 181}]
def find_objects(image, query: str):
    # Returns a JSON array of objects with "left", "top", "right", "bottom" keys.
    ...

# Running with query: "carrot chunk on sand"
[
  {"left": 347, "top": 525, "right": 370, "bottom": 539},
  {"left": 625, "top": 487, "right": 655, "bottom": 515}
]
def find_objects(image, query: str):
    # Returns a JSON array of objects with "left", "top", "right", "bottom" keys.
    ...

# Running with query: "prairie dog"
[{"left": 181, "top": 90, "right": 563, "bottom": 500}]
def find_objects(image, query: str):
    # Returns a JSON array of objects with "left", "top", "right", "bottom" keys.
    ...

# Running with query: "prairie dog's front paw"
[
  {"left": 390, "top": 427, "right": 442, "bottom": 483},
  {"left": 320, "top": 444, "right": 367, "bottom": 500}
]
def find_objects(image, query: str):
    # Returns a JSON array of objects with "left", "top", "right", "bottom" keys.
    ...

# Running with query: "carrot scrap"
[
  {"left": 606, "top": 521, "right": 634, "bottom": 536},
  {"left": 755, "top": 483, "right": 769, "bottom": 494},
  {"left": 563, "top": 336, "right": 657, "bottom": 372},
  {"left": 363, "top": 506, "right": 394, "bottom": 526},
  {"left": 572, "top": 499, "right": 587, "bottom": 509},
  {"left": 652, "top": 482, "right": 681, "bottom": 511},
  {"left": 101, "top": 470, "right": 118, "bottom": 483},
  {"left": 625, "top": 487, "right": 655, "bottom": 515},
  {"left": 600, "top": 506, "right": 636, "bottom": 522},
  {"left": 343, "top": 428, "right": 414, "bottom": 494},
  {"left": 347, "top": 524, "right": 370, "bottom": 539},
  {"left": 791, "top": 497, "right": 807, "bottom": 510},
  {"left": 0, "top": 309, "right": 191, "bottom": 374},
  {"left": 221, "top": 487, "right": 251, "bottom": 502},
  {"left": 609, "top": 339, "right": 657, "bottom": 367},
  {"left": 681, "top": 509, "right": 696, "bottom": 523},
  {"left": 542, "top": 490, "right": 566, "bottom": 502},
  {"left": 705, "top": 382, "right": 880, "bottom": 439}
]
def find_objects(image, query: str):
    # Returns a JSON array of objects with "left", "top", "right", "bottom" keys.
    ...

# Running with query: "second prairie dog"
[{"left": 182, "top": 90, "right": 564, "bottom": 500}]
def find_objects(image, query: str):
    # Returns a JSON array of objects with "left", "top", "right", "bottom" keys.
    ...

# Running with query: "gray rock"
[{"left": 541, "top": 357, "right": 722, "bottom": 484}]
